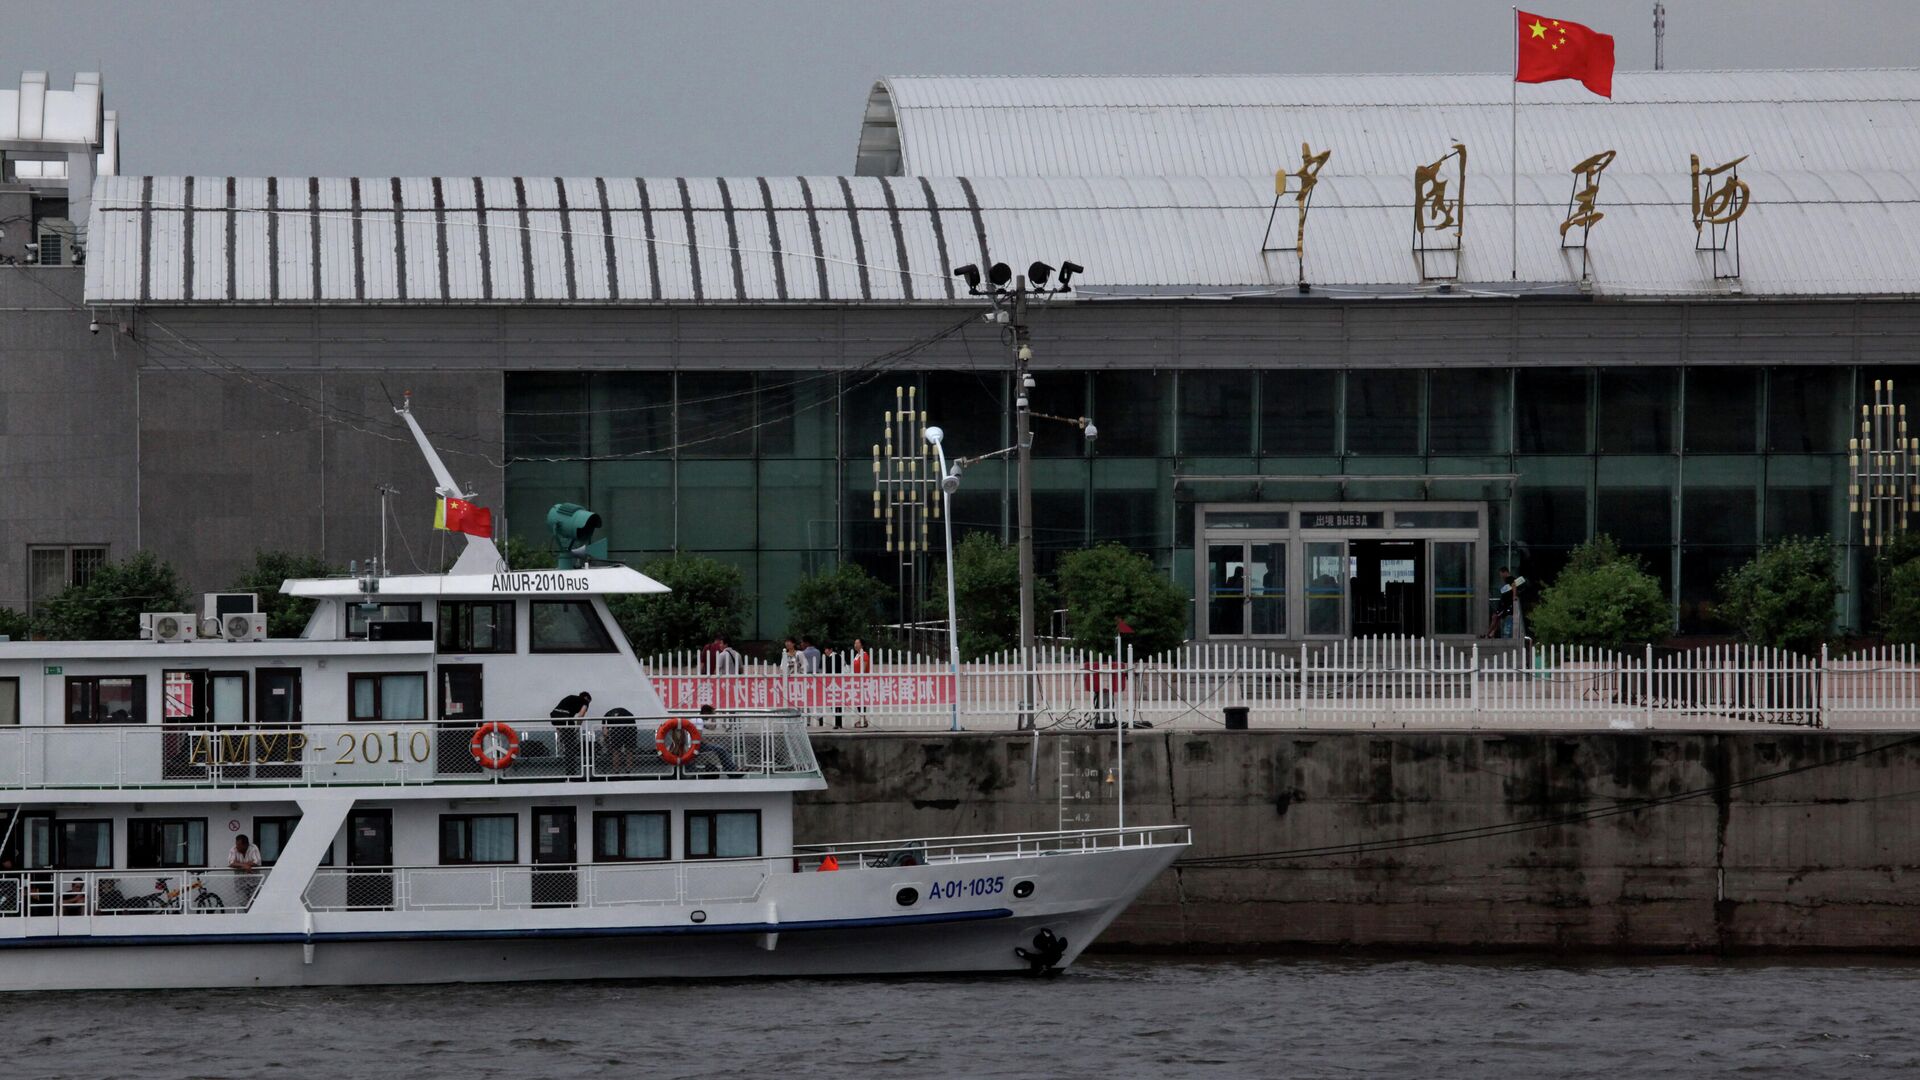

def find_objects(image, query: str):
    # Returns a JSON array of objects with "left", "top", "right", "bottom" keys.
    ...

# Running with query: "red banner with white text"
[{"left": 653, "top": 674, "right": 956, "bottom": 712}]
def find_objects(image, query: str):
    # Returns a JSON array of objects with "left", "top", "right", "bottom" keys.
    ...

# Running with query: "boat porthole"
[
  {"left": 690, "top": 910, "right": 708, "bottom": 924},
  {"left": 895, "top": 887, "right": 919, "bottom": 907},
  {"left": 1013, "top": 880, "right": 1035, "bottom": 899}
]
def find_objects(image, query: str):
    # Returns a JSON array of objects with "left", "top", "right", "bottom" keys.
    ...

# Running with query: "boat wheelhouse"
[{"left": 0, "top": 400, "right": 1187, "bottom": 990}]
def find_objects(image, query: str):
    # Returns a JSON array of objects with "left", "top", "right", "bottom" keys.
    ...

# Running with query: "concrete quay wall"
[{"left": 793, "top": 730, "right": 1920, "bottom": 953}]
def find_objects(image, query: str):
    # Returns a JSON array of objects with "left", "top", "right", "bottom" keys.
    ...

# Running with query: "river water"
[{"left": 10, "top": 956, "right": 1915, "bottom": 1079}]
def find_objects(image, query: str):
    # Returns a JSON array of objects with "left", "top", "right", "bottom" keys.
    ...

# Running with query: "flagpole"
[{"left": 1511, "top": 6, "right": 1520, "bottom": 281}]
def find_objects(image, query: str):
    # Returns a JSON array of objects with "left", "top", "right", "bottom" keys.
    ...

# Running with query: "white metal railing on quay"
[
  {"left": 0, "top": 868, "right": 270, "bottom": 935},
  {"left": 302, "top": 861, "right": 772, "bottom": 913},
  {"left": 644, "top": 641, "right": 1920, "bottom": 730},
  {"left": 0, "top": 713, "right": 818, "bottom": 791}
]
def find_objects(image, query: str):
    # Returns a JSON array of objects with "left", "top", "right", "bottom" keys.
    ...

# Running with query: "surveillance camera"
[
  {"left": 941, "top": 472, "right": 962, "bottom": 494},
  {"left": 89, "top": 320, "right": 99, "bottom": 334},
  {"left": 1083, "top": 422, "right": 1099, "bottom": 442}
]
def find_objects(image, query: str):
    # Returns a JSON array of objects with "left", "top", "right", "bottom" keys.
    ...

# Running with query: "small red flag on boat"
[{"left": 434, "top": 496, "right": 494, "bottom": 538}]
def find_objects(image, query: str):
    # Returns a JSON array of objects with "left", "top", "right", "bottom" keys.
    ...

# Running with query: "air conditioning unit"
[
  {"left": 141, "top": 612, "right": 197, "bottom": 644},
  {"left": 219, "top": 612, "right": 267, "bottom": 642}
]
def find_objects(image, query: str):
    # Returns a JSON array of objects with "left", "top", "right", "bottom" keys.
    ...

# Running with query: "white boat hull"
[{"left": 0, "top": 843, "right": 1180, "bottom": 990}]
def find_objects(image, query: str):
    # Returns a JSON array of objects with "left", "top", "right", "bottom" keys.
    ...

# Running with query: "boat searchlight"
[{"left": 547, "top": 503, "right": 608, "bottom": 569}]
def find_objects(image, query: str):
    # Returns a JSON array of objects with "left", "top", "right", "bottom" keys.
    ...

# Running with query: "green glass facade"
[{"left": 505, "top": 365, "right": 1897, "bottom": 640}]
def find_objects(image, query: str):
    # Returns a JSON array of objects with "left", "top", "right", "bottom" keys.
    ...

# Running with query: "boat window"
[
  {"left": 439, "top": 814, "right": 518, "bottom": 865},
  {"left": 65, "top": 675, "right": 146, "bottom": 724},
  {"left": 593, "top": 811, "right": 669, "bottom": 862},
  {"left": 529, "top": 601, "right": 615, "bottom": 653},
  {"left": 0, "top": 677, "right": 17, "bottom": 725},
  {"left": 685, "top": 810, "right": 760, "bottom": 860},
  {"left": 349, "top": 673, "right": 429, "bottom": 723},
  {"left": 347, "top": 601, "right": 424, "bottom": 640},
  {"left": 437, "top": 601, "right": 516, "bottom": 654},
  {"left": 55, "top": 819, "right": 112, "bottom": 869},
  {"left": 128, "top": 818, "right": 207, "bottom": 869}
]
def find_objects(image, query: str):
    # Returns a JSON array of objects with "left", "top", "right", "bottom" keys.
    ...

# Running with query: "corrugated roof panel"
[
  {"left": 273, "top": 177, "right": 314, "bottom": 302},
  {"left": 357, "top": 178, "right": 400, "bottom": 301},
  {"left": 769, "top": 208, "right": 821, "bottom": 301},
  {"left": 689, "top": 209, "right": 736, "bottom": 302},
  {"left": 643, "top": 180, "right": 696, "bottom": 301},
  {"left": 477, "top": 176, "right": 525, "bottom": 301}
]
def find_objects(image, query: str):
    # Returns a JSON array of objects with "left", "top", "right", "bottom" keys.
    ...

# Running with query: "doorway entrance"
[
  {"left": 532, "top": 807, "right": 578, "bottom": 908},
  {"left": 346, "top": 808, "right": 394, "bottom": 910},
  {"left": 1195, "top": 502, "right": 1487, "bottom": 641}
]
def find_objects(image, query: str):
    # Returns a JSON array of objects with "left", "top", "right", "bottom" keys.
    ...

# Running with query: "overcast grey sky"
[{"left": 15, "top": 0, "right": 1917, "bottom": 177}]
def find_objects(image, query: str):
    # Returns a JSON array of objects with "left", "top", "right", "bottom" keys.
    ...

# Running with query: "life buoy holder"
[
  {"left": 468, "top": 721, "right": 521, "bottom": 770},
  {"left": 656, "top": 717, "right": 702, "bottom": 766}
]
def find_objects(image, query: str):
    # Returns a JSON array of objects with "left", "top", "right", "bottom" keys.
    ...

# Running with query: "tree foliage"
[
  {"left": 501, "top": 536, "right": 557, "bottom": 571},
  {"left": 607, "top": 554, "right": 749, "bottom": 656},
  {"left": 784, "top": 561, "right": 890, "bottom": 648},
  {"left": 1529, "top": 535, "right": 1670, "bottom": 650},
  {"left": 926, "top": 533, "right": 1051, "bottom": 660},
  {"left": 34, "top": 551, "right": 190, "bottom": 641},
  {"left": 1054, "top": 543, "right": 1187, "bottom": 658},
  {"left": 1879, "top": 557, "right": 1920, "bottom": 645},
  {"left": 1716, "top": 535, "right": 1842, "bottom": 654},
  {"left": 230, "top": 551, "right": 339, "bottom": 638},
  {"left": 0, "top": 607, "right": 29, "bottom": 641}
]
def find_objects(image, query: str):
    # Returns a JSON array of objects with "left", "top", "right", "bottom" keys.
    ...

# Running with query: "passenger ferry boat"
[{"left": 0, "top": 402, "right": 1187, "bottom": 991}]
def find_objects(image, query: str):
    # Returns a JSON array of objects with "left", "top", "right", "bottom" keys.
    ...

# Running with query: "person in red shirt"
[{"left": 849, "top": 638, "right": 872, "bottom": 728}]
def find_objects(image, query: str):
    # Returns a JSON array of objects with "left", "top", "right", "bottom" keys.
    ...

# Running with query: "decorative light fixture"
[
  {"left": 873, "top": 386, "right": 938, "bottom": 623},
  {"left": 1850, "top": 378, "right": 1920, "bottom": 549}
]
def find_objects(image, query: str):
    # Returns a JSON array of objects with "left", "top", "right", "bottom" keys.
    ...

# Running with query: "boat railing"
[
  {"left": 0, "top": 867, "right": 271, "bottom": 937},
  {"left": 302, "top": 860, "right": 774, "bottom": 913},
  {"left": 0, "top": 713, "right": 819, "bottom": 790},
  {"left": 792, "top": 824, "right": 1193, "bottom": 869}
]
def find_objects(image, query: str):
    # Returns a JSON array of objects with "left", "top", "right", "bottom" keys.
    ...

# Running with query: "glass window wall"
[
  {"left": 1260, "top": 370, "right": 1338, "bottom": 454},
  {"left": 1346, "top": 370, "right": 1421, "bottom": 455},
  {"left": 1179, "top": 372, "right": 1255, "bottom": 455}
]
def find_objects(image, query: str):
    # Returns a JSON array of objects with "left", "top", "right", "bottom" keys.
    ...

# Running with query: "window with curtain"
[
  {"left": 56, "top": 819, "right": 112, "bottom": 869},
  {"left": 440, "top": 814, "right": 518, "bottom": 865},
  {"left": 128, "top": 819, "right": 207, "bottom": 868},
  {"left": 685, "top": 810, "right": 760, "bottom": 859},
  {"left": 349, "top": 674, "right": 428, "bottom": 722},
  {"left": 0, "top": 677, "right": 17, "bottom": 725},
  {"left": 65, "top": 676, "right": 146, "bottom": 724},
  {"left": 593, "top": 811, "right": 669, "bottom": 861}
]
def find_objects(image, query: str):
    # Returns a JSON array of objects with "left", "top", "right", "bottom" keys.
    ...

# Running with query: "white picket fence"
[{"left": 643, "top": 640, "right": 1920, "bottom": 731}]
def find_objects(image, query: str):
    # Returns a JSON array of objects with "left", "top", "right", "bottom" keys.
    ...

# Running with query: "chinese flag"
[
  {"left": 1516, "top": 11, "right": 1614, "bottom": 98},
  {"left": 434, "top": 496, "right": 494, "bottom": 538}
]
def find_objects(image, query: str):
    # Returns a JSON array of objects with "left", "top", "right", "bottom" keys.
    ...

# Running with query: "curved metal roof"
[
  {"left": 859, "top": 70, "right": 1920, "bottom": 178},
  {"left": 83, "top": 168, "right": 1920, "bottom": 303}
]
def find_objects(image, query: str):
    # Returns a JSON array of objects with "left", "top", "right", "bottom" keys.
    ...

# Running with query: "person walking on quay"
[{"left": 849, "top": 637, "right": 872, "bottom": 728}]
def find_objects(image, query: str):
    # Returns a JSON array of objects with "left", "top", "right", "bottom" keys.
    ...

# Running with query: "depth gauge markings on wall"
[
  {"left": 181, "top": 175, "right": 194, "bottom": 301},
  {"left": 797, "top": 176, "right": 830, "bottom": 300},
  {"left": 956, "top": 176, "right": 990, "bottom": 276},
  {"left": 349, "top": 178, "right": 365, "bottom": 301},
  {"left": 879, "top": 177, "right": 914, "bottom": 300},
  {"left": 716, "top": 177, "right": 747, "bottom": 302},
  {"left": 554, "top": 177, "right": 578, "bottom": 302},
  {"left": 512, "top": 177, "right": 534, "bottom": 301},
  {"left": 309, "top": 177, "right": 323, "bottom": 302},
  {"left": 636, "top": 178, "right": 661, "bottom": 301},
  {"left": 265, "top": 176, "right": 279, "bottom": 301},
  {"left": 431, "top": 177, "right": 451, "bottom": 302},
  {"left": 390, "top": 177, "right": 408, "bottom": 302},
  {"left": 918, "top": 177, "right": 956, "bottom": 300},
  {"left": 675, "top": 177, "right": 703, "bottom": 302},
  {"left": 837, "top": 176, "right": 872, "bottom": 301},
  {"left": 756, "top": 177, "right": 789, "bottom": 302},
  {"left": 472, "top": 177, "right": 493, "bottom": 301},
  {"left": 595, "top": 177, "right": 619, "bottom": 301},
  {"left": 224, "top": 177, "right": 237, "bottom": 301}
]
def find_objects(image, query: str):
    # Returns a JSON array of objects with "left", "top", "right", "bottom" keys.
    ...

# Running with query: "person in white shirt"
[{"left": 228, "top": 834, "right": 263, "bottom": 906}]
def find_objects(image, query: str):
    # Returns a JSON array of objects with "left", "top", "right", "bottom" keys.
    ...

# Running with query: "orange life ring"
[
  {"left": 655, "top": 717, "right": 702, "bottom": 766},
  {"left": 468, "top": 721, "right": 521, "bottom": 770}
]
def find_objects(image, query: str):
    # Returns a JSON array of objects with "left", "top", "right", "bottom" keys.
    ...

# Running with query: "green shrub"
[
  {"left": 784, "top": 561, "right": 889, "bottom": 648},
  {"left": 34, "top": 551, "right": 190, "bottom": 640},
  {"left": 608, "top": 554, "right": 749, "bottom": 656},
  {"left": 0, "top": 607, "right": 29, "bottom": 641},
  {"left": 1529, "top": 536, "right": 1670, "bottom": 650},
  {"left": 1054, "top": 543, "right": 1187, "bottom": 657},
  {"left": 926, "top": 533, "right": 1053, "bottom": 660},
  {"left": 1880, "top": 557, "right": 1920, "bottom": 645},
  {"left": 1716, "top": 535, "right": 1842, "bottom": 654},
  {"left": 230, "top": 551, "right": 339, "bottom": 638}
]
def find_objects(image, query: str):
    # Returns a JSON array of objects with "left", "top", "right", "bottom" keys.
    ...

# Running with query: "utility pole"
[{"left": 1012, "top": 276, "right": 1036, "bottom": 730}]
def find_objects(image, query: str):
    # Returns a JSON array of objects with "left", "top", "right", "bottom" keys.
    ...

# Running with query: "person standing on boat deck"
[
  {"left": 228, "top": 833, "right": 263, "bottom": 907},
  {"left": 693, "top": 704, "right": 740, "bottom": 773},
  {"left": 550, "top": 691, "right": 591, "bottom": 776},
  {"left": 849, "top": 638, "right": 871, "bottom": 728}
]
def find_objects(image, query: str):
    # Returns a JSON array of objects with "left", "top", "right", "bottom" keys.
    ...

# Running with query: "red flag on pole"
[
  {"left": 1115, "top": 618, "right": 1135, "bottom": 634},
  {"left": 434, "top": 496, "right": 495, "bottom": 538},
  {"left": 1515, "top": 11, "right": 1615, "bottom": 98}
]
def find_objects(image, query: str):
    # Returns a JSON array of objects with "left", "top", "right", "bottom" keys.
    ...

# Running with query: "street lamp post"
[{"left": 924, "top": 425, "right": 963, "bottom": 733}]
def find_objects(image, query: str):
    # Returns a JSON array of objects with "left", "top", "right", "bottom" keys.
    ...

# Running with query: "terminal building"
[{"left": 8, "top": 69, "right": 1920, "bottom": 643}]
